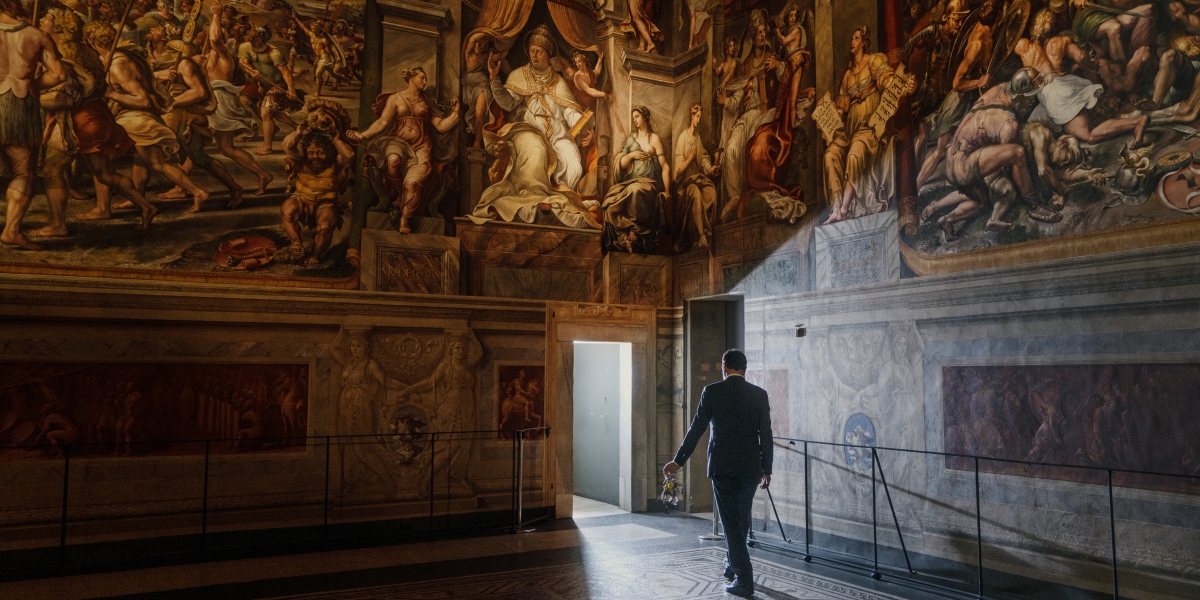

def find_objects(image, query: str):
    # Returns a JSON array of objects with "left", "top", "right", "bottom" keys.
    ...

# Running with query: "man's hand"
[
  {"left": 663, "top": 461, "right": 681, "bottom": 477},
  {"left": 760, "top": 474, "right": 771, "bottom": 489}
]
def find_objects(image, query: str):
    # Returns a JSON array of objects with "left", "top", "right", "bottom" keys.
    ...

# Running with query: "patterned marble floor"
[
  {"left": 269, "top": 547, "right": 907, "bottom": 600},
  {"left": 0, "top": 498, "right": 942, "bottom": 600}
]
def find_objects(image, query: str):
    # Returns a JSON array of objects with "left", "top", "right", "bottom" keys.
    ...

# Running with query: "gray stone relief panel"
[
  {"left": 723, "top": 253, "right": 802, "bottom": 298},
  {"left": 814, "top": 210, "right": 900, "bottom": 290}
]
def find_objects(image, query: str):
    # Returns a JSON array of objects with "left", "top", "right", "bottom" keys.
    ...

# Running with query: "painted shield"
[{"left": 986, "top": 0, "right": 1030, "bottom": 76}]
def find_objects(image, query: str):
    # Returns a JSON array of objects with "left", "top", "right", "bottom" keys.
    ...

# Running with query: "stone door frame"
[{"left": 544, "top": 303, "right": 658, "bottom": 518}]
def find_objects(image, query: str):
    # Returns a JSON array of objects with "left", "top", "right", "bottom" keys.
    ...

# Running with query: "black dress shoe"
[
  {"left": 723, "top": 564, "right": 734, "bottom": 581},
  {"left": 725, "top": 579, "right": 754, "bottom": 597}
]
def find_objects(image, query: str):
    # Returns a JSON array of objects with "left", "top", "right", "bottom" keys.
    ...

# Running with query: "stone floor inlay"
[{"left": 269, "top": 547, "right": 907, "bottom": 600}]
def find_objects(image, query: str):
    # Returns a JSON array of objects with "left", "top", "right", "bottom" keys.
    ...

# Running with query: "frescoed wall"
[
  {"left": 7, "top": 0, "right": 1200, "bottom": 290},
  {"left": 814, "top": 0, "right": 1200, "bottom": 276},
  {"left": 2, "top": 0, "right": 368, "bottom": 286},
  {"left": 0, "top": 1, "right": 1199, "bottom": 595},
  {"left": 0, "top": 362, "right": 309, "bottom": 458},
  {"left": 942, "top": 363, "right": 1200, "bottom": 493}
]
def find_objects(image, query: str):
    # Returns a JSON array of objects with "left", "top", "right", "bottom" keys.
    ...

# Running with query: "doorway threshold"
[{"left": 572, "top": 496, "right": 626, "bottom": 519}]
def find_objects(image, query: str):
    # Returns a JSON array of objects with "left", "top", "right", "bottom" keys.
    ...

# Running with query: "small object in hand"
[{"left": 660, "top": 472, "right": 681, "bottom": 508}]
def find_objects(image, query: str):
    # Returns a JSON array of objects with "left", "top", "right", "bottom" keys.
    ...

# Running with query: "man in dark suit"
[{"left": 664, "top": 348, "right": 772, "bottom": 598}]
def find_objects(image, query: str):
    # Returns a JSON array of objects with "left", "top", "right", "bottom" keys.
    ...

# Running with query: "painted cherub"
[
  {"left": 772, "top": 4, "right": 813, "bottom": 67},
  {"left": 568, "top": 50, "right": 606, "bottom": 111},
  {"left": 462, "top": 30, "right": 507, "bottom": 148},
  {"left": 713, "top": 36, "right": 739, "bottom": 98}
]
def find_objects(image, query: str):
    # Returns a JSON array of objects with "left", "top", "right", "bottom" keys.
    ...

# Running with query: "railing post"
[
  {"left": 511, "top": 430, "right": 517, "bottom": 530},
  {"left": 975, "top": 457, "right": 983, "bottom": 599},
  {"left": 323, "top": 436, "right": 331, "bottom": 540},
  {"left": 804, "top": 441, "right": 810, "bottom": 560},
  {"left": 1108, "top": 469, "right": 1118, "bottom": 600},
  {"left": 873, "top": 448, "right": 914, "bottom": 574},
  {"left": 59, "top": 444, "right": 70, "bottom": 571},
  {"left": 516, "top": 430, "right": 525, "bottom": 528},
  {"left": 428, "top": 433, "right": 436, "bottom": 533},
  {"left": 700, "top": 482, "right": 724, "bottom": 541},
  {"left": 871, "top": 452, "right": 880, "bottom": 580},
  {"left": 201, "top": 439, "right": 210, "bottom": 555},
  {"left": 764, "top": 487, "right": 789, "bottom": 542}
]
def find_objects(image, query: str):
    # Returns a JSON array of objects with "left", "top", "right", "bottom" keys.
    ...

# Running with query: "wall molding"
[
  {"left": 0, "top": 274, "right": 548, "bottom": 326},
  {"left": 752, "top": 241, "right": 1200, "bottom": 321}
]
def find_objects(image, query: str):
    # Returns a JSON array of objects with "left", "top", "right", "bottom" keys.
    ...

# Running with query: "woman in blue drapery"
[{"left": 601, "top": 105, "right": 671, "bottom": 254}]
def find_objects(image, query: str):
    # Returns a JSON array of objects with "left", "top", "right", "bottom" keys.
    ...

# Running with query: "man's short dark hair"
[{"left": 722, "top": 349, "right": 747, "bottom": 371}]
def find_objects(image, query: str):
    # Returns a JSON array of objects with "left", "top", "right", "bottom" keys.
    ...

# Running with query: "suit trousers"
[{"left": 713, "top": 474, "right": 760, "bottom": 583}]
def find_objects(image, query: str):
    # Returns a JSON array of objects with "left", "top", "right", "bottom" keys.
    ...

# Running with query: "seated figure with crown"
[{"left": 466, "top": 24, "right": 601, "bottom": 230}]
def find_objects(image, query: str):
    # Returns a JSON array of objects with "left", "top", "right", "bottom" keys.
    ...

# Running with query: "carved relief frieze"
[{"left": 331, "top": 326, "right": 483, "bottom": 501}]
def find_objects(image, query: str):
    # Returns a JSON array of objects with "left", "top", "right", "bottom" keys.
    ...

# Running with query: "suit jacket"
[{"left": 672, "top": 375, "right": 773, "bottom": 479}]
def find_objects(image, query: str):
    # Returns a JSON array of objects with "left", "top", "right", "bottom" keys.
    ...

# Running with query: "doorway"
[
  {"left": 572, "top": 341, "right": 632, "bottom": 508},
  {"left": 545, "top": 302, "right": 657, "bottom": 518},
  {"left": 683, "top": 296, "right": 744, "bottom": 513}
]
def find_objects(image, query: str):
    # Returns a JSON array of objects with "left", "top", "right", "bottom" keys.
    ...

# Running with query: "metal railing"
[
  {"left": 0, "top": 427, "right": 549, "bottom": 579},
  {"left": 745, "top": 437, "right": 1200, "bottom": 600},
  {"left": 511, "top": 427, "right": 552, "bottom": 532}
]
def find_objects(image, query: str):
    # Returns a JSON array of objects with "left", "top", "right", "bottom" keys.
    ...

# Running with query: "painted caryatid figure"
[
  {"left": 331, "top": 328, "right": 403, "bottom": 497},
  {"left": 396, "top": 331, "right": 483, "bottom": 494},
  {"left": 468, "top": 24, "right": 600, "bottom": 229},
  {"left": 601, "top": 106, "right": 669, "bottom": 254}
]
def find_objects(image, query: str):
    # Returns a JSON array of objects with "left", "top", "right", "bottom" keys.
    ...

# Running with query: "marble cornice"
[
  {"left": 656, "top": 307, "right": 683, "bottom": 321},
  {"left": 621, "top": 43, "right": 708, "bottom": 82},
  {"left": 0, "top": 274, "right": 547, "bottom": 326},
  {"left": 377, "top": 0, "right": 453, "bottom": 30}
]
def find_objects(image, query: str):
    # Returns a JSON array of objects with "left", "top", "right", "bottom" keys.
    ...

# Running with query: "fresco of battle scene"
[
  {"left": 840, "top": 0, "right": 1200, "bottom": 272},
  {"left": 0, "top": 0, "right": 364, "bottom": 284},
  {"left": 943, "top": 363, "right": 1200, "bottom": 494},
  {"left": 0, "top": 362, "right": 309, "bottom": 459}
]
